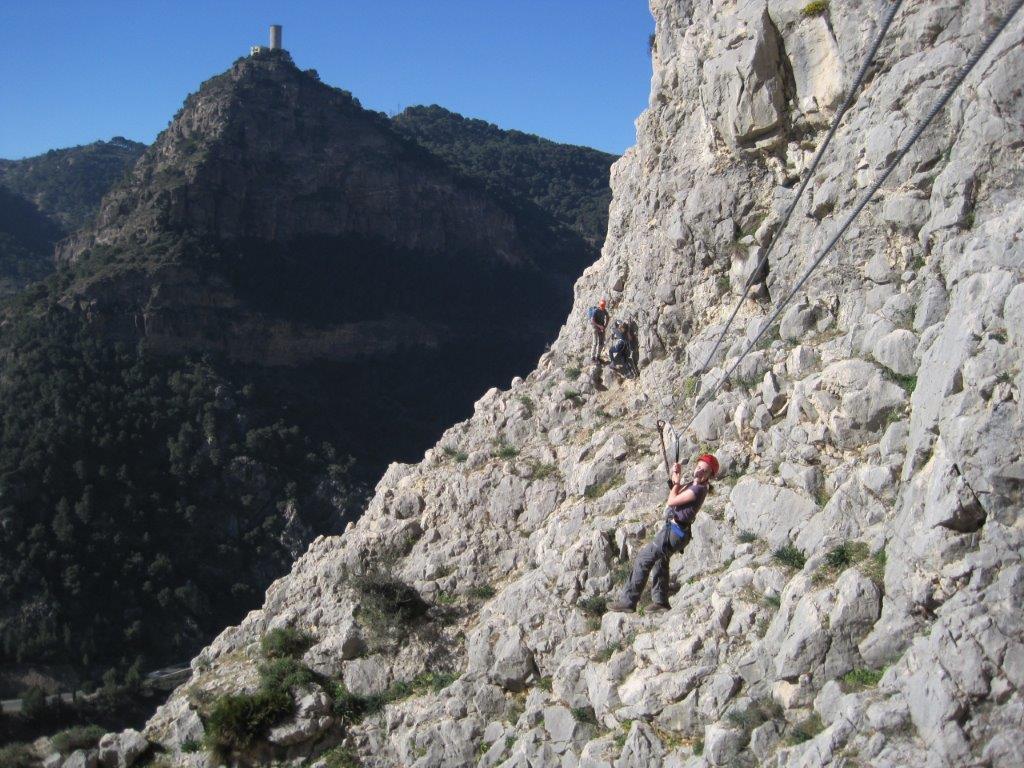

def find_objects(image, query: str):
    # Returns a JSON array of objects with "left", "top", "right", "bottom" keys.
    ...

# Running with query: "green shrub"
[
  {"left": 773, "top": 544, "right": 806, "bottom": 570},
  {"left": 206, "top": 688, "right": 292, "bottom": 751},
  {"left": 181, "top": 738, "right": 202, "bottom": 753},
  {"left": 410, "top": 671, "right": 458, "bottom": 693},
  {"left": 726, "top": 698, "right": 783, "bottom": 746},
  {"left": 321, "top": 745, "right": 362, "bottom": 768},
  {"left": 468, "top": 584, "right": 497, "bottom": 601},
  {"left": 841, "top": 667, "right": 885, "bottom": 691},
  {"left": 518, "top": 395, "right": 535, "bottom": 415},
  {"left": 801, "top": 0, "right": 829, "bottom": 16},
  {"left": 351, "top": 572, "right": 429, "bottom": 644},
  {"left": 565, "top": 365, "right": 581, "bottom": 381},
  {"left": 330, "top": 682, "right": 379, "bottom": 723},
  {"left": 20, "top": 685, "right": 49, "bottom": 720},
  {"left": 763, "top": 593, "right": 782, "bottom": 609},
  {"left": 737, "top": 530, "right": 758, "bottom": 544},
  {"left": 571, "top": 706, "right": 598, "bottom": 725},
  {"left": 260, "top": 626, "right": 314, "bottom": 659},
  {"left": 538, "top": 676, "right": 553, "bottom": 692},
  {"left": 52, "top": 724, "right": 107, "bottom": 754},
  {"left": 0, "top": 743, "right": 35, "bottom": 768},
  {"left": 825, "top": 541, "right": 869, "bottom": 571},
  {"left": 564, "top": 389, "right": 584, "bottom": 406},
  {"left": 258, "top": 656, "right": 315, "bottom": 692},
  {"left": 578, "top": 595, "right": 607, "bottom": 616},
  {"left": 693, "top": 738, "right": 704, "bottom": 756}
]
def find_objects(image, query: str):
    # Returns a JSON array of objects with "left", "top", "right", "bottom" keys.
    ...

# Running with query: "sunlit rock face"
[{"left": 121, "top": 3, "right": 1024, "bottom": 767}]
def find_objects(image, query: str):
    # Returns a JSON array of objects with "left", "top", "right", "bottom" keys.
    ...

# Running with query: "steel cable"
[
  {"left": 694, "top": 0, "right": 905, "bottom": 379},
  {"left": 681, "top": 0, "right": 1024, "bottom": 433}
]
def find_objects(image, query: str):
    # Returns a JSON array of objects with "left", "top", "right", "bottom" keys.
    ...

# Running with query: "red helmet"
[
  {"left": 697, "top": 453, "right": 720, "bottom": 478},
  {"left": 599, "top": 298, "right": 607, "bottom": 309}
]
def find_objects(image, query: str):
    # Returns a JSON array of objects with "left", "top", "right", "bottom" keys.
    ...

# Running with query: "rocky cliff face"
[{"left": 102, "top": 2, "right": 1023, "bottom": 767}]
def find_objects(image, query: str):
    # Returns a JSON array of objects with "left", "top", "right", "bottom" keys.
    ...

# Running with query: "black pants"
[{"left": 621, "top": 524, "right": 686, "bottom": 606}]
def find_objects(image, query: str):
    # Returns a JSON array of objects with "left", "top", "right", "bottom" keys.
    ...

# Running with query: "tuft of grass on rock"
[
  {"left": 565, "top": 365, "right": 581, "bottom": 381},
  {"left": 527, "top": 460, "right": 559, "bottom": 480},
  {"left": 584, "top": 476, "right": 623, "bottom": 500},
  {"left": 825, "top": 541, "right": 870, "bottom": 571},
  {"left": 842, "top": 667, "right": 885, "bottom": 692},
  {"left": 727, "top": 698, "right": 784, "bottom": 746},
  {"left": 787, "top": 713, "right": 825, "bottom": 744},
  {"left": 861, "top": 547, "right": 887, "bottom": 588},
  {"left": 578, "top": 595, "right": 607, "bottom": 617},
  {"left": 884, "top": 369, "right": 918, "bottom": 394},
  {"left": 814, "top": 541, "right": 870, "bottom": 584},
  {"left": 773, "top": 544, "right": 806, "bottom": 570},
  {"left": 443, "top": 446, "right": 468, "bottom": 463},
  {"left": 321, "top": 745, "right": 362, "bottom": 768},
  {"left": 571, "top": 706, "right": 598, "bottom": 725},
  {"left": 738, "top": 530, "right": 758, "bottom": 544},
  {"left": 573, "top": 708, "right": 598, "bottom": 724},
  {"left": 801, "top": 0, "right": 829, "bottom": 16},
  {"left": 491, "top": 440, "right": 519, "bottom": 460}
]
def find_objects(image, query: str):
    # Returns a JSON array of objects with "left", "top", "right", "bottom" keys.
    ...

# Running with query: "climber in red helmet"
[{"left": 608, "top": 453, "right": 719, "bottom": 613}]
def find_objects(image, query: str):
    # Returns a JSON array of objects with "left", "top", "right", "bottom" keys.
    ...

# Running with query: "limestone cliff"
[{"left": 96, "top": 2, "right": 1023, "bottom": 767}]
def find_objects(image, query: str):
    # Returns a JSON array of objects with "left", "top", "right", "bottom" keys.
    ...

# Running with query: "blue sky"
[{"left": 0, "top": 1, "right": 654, "bottom": 160}]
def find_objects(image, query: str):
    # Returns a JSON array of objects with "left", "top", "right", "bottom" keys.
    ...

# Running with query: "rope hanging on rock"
[
  {"left": 695, "top": 0, "right": 906, "bottom": 381},
  {"left": 681, "top": 0, "right": 1024, "bottom": 434}
]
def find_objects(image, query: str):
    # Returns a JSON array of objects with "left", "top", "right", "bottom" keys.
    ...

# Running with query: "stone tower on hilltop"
[{"left": 250, "top": 25, "right": 283, "bottom": 56}]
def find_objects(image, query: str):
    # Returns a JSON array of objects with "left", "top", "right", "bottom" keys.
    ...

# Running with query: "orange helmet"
[{"left": 598, "top": 298, "right": 607, "bottom": 309}]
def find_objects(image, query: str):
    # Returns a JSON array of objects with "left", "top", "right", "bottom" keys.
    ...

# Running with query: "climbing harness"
[
  {"left": 681, "top": 0, "right": 1024, "bottom": 434},
  {"left": 695, "top": 0, "right": 906, "bottom": 381}
]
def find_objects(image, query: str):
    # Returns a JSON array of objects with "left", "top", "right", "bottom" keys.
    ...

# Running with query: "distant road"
[{"left": 1, "top": 663, "right": 191, "bottom": 715}]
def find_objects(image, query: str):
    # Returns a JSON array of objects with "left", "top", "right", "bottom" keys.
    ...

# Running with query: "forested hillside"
[
  {"left": 0, "top": 139, "right": 146, "bottom": 302},
  {"left": 393, "top": 105, "right": 616, "bottom": 245},
  {"left": 0, "top": 138, "right": 146, "bottom": 231}
]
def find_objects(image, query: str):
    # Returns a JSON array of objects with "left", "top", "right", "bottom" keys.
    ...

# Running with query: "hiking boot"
[
  {"left": 606, "top": 598, "right": 635, "bottom": 613},
  {"left": 647, "top": 602, "right": 670, "bottom": 613}
]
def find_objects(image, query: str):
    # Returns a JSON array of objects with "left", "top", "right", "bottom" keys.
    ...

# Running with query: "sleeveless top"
[{"left": 665, "top": 481, "right": 709, "bottom": 539}]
